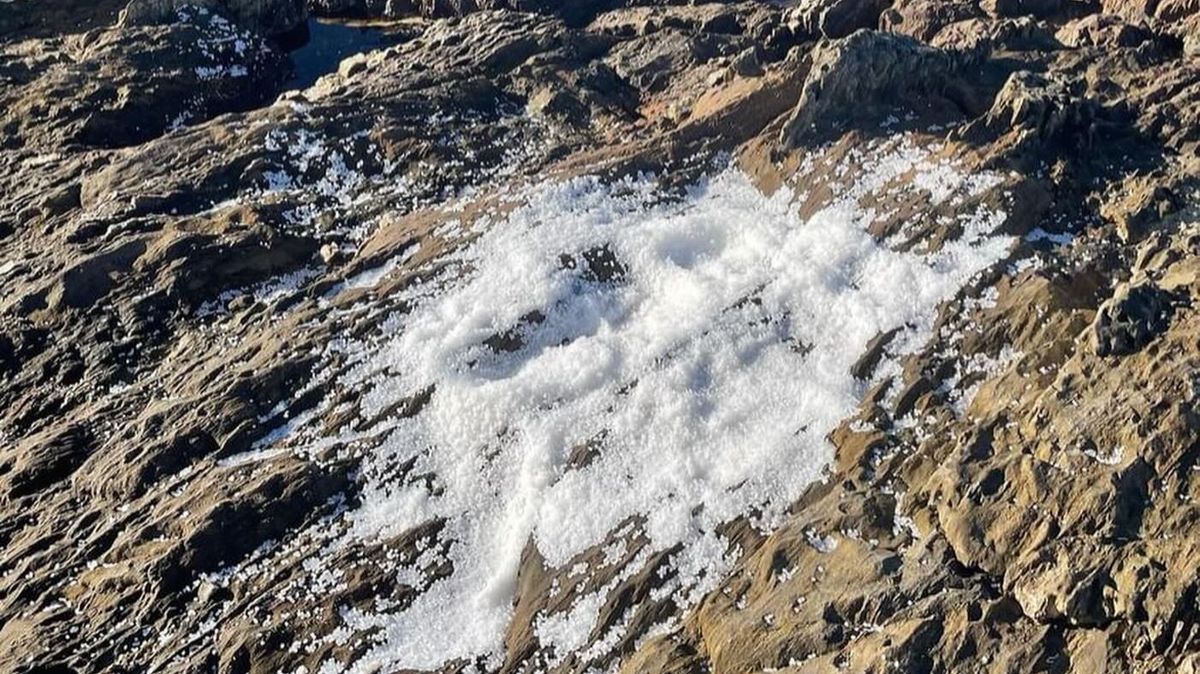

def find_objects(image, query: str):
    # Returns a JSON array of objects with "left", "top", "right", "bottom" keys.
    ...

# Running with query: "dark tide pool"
[{"left": 283, "top": 18, "right": 405, "bottom": 89}]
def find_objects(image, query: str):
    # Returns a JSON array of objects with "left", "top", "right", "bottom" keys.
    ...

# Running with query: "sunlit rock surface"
[{"left": 1, "top": 1, "right": 1199, "bottom": 673}]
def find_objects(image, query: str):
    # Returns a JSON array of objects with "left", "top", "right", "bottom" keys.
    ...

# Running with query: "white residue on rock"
[{"left": 284, "top": 135, "right": 1018, "bottom": 671}]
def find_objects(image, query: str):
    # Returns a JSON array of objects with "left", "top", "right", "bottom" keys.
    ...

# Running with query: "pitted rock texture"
[
  {"left": 1, "top": 1, "right": 1200, "bottom": 673},
  {"left": 121, "top": 0, "right": 308, "bottom": 35}
]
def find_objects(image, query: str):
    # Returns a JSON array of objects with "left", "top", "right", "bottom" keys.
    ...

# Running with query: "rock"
[
  {"left": 6, "top": 1, "right": 1200, "bottom": 673},
  {"left": 779, "top": 31, "right": 957, "bottom": 148},
  {"left": 1093, "top": 282, "right": 1176, "bottom": 356},
  {"left": 786, "top": 0, "right": 891, "bottom": 39},
  {"left": 319, "top": 242, "right": 341, "bottom": 265},
  {"left": 880, "top": 0, "right": 982, "bottom": 41},
  {"left": 307, "top": 0, "right": 400, "bottom": 17},
  {"left": 37, "top": 183, "right": 82, "bottom": 218},
  {"left": 527, "top": 85, "right": 589, "bottom": 123},
  {"left": 1155, "top": 0, "right": 1200, "bottom": 21},
  {"left": 1055, "top": 14, "right": 1154, "bottom": 48},
  {"left": 0, "top": 9, "right": 288, "bottom": 151},
  {"left": 957, "top": 70, "right": 1103, "bottom": 155},
  {"left": 313, "top": 0, "right": 611, "bottom": 25},
  {"left": 4, "top": 424, "right": 93, "bottom": 499},
  {"left": 121, "top": 0, "right": 307, "bottom": 36},
  {"left": 1186, "top": 19, "right": 1200, "bottom": 57},
  {"left": 1153, "top": 1, "right": 1200, "bottom": 56},
  {"left": 1100, "top": 171, "right": 1185, "bottom": 242},
  {"left": 1101, "top": 0, "right": 1158, "bottom": 19},
  {"left": 981, "top": 0, "right": 1062, "bottom": 18},
  {"left": 850, "top": 328, "right": 900, "bottom": 380},
  {"left": 1008, "top": 543, "right": 1123, "bottom": 627},
  {"left": 931, "top": 16, "right": 1062, "bottom": 53},
  {"left": 0, "top": 0, "right": 128, "bottom": 41},
  {"left": 730, "top": 47, "right": 764, "bottom": 77}
]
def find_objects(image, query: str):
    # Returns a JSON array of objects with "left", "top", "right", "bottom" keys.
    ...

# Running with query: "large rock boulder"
[
  {"left": 121, "top": 0, "right": 307, "bottom": 36},
  {"left": 1093, "top": 282, "right": 1177, "bottom": 357},
  {"left": 779, "top": 30, "right": 957, "bottom": 148},
  {"left": 880, "top": 0, "right": 982, "bottom": 41},
  {"left": 311, "top": 0, "right": 611, "bottom": 24},
  {"left": 1055, "top": 14, "right": 1154, "bottom": 48},
  {"left": 1155, "top": 0, "right": 1200, "bottom": 21},
  {"left": 981, "top": 0, "right": 1062, "bottom": 18},
  {"left": 956, "top": 70, "right": 1104, "bottom": 155},
  {"left": 931, "top": 16, "right": 1062, "bottom": 53},
  {"left": 0, "top": 8, "right": 288, "bottom": 151},
  {"left": 786, "top": 0, "right": 891, "bottom": 39}
]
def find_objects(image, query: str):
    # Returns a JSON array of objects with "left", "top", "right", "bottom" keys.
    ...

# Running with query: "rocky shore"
[{"left": 1, "top": 0, "right": 1198, "bottom": 672}]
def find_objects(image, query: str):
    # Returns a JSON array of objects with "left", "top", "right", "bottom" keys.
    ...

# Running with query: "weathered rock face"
[
  {"left": 311, "top": 0, "right": 612, "bottom": 24},
  {"left": 0, "top": 0, "right": 129, "bottom": 42},
  {"left": 1054, "top": 13, "right": 1154, "bottom": 48},
  {"left": 981, "top": 0, "right": 1061, "bottom": 18},
  {"left": 880, "top": 0, "right": 983, "bottom": 41},
  {"left": 121, "top": 0, "right": 308, "bottom": 36},
  {"left": 1, "top": 8, "right": 288, "bottom": 153},
  {"left": 786, "top": 0, "right": 892, "bottom": 38},
  {"left": 959, "top": 70, "right": 1104, "bottom": 157},
  {"left": 2, "top": 1, "right": 1200, "bottom": 674},
  {"left": 1092, "top": 281, "right": 1177, "bottom": 357},
  {"left": 778, "top": 30, "right": 958, "bottom": 148}
]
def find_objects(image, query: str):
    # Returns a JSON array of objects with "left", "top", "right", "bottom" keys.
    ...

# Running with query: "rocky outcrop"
[
  {"left": 310, "top": 0, "right": 612, "bottom": 24},
  {"left": 1093, "top": 282, "right": 1177, "bottom": 357},
  {"left": 2, "top": 1, "right": 1200, "bottom": 674},
  {"left": 786, "top": 0, "right": 892, "bottom": 38},
  {"left": 1, "top": 9, "right": 288, "bottom": 152},
  {"left": 1055, "top": 14, "right": 1154, "bottom": 48},
  {"left": 981, "top": 0, "right": 1061, "bottom": 17},
  {"left": 880, "top": 0, "right": 982, "bottom": 41},
  {"left": 120, "top": 0, "right": 307, "bottom": 36},
  {"left": 957, "top": 70, "right": 1104, "bottom": 156},
  {"left": 779, "top": 30, "right": 958, "bottom": 148}
]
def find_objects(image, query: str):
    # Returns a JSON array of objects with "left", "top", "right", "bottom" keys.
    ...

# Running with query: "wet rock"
[
  {"left": 308, "top": 0, "right": 393, "bottom": 17},
  {"left": 562, "top": 243, "right": 628, "bottom": 284},
  {"left": 314, "top": 0, "right": 611, "bottom": 25},
  {"left": 121, "top": 0, "right": 307, "bottom": 36},
  {"left": 0, "top": 10, "right": 288, "bottom": 152},
  {"left": 1093, "top": 282, "right": 1176, "bottom": 357},
  {"left": 0, "top": 0, "right": 128, "bottom": 41},
  {"left": 850, "top": 328, "right": 900, "bottom": 380}
]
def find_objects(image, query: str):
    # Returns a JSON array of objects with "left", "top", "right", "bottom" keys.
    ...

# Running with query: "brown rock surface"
[
  {"left": 1, "top": 2, "right": 1199, "bottom": 674},
  {"left": 881, "top": 0, "right": 983, "bottom": 41}
]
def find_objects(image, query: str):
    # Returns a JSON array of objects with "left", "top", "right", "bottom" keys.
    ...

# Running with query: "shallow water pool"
[{"left": 284, "top": 18, "right": 402, "bottom": 89}]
